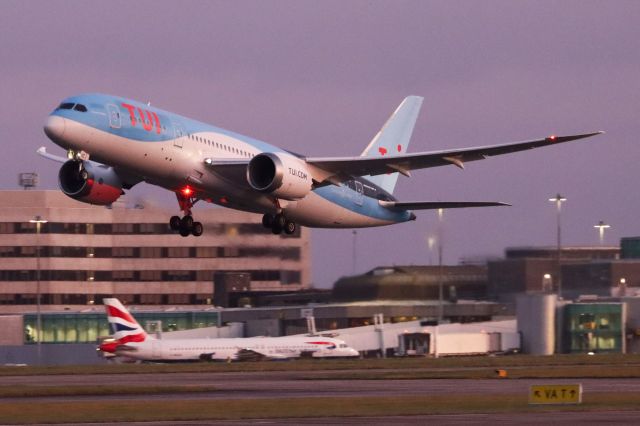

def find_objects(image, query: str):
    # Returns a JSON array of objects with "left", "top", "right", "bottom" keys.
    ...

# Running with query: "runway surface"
[
  {"left": 2, "top": 369, "right": 640, "bottom": 423},
  {"left": 18, "top": 412, "right": 640, "bottom": 426},
  {"left": 2, "top": 369, "right": 640, "bottom": 401}
]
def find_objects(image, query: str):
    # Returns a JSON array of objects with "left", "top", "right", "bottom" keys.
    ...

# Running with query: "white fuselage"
[
  {"left": 48, "top": 113, "right": 400, "bottom": 228},
  {"left": 117, "top": 335, "right": 359, "bottom": 361}
]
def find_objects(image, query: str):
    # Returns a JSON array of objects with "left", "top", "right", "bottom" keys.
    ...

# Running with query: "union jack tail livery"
[{"left": 103, "top": 298, "right": 150, "bottom": 344}]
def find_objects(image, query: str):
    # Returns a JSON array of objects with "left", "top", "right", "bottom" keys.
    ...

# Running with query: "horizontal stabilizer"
[{"left": 379, "top": 200, "right": 510, "bottom": 211}]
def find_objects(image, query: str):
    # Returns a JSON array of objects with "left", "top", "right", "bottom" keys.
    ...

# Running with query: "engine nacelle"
[
  {"left": 58, "top": 160, "right": 124, "bottom": 205},
  {"left": 247, "top": 152, "right": 312, "bottom": 200}
]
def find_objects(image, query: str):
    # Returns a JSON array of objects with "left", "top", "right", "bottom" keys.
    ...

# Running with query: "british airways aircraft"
[
  {"left": 99, "top": 298, "right": 359, "bottom": 362},
  {"left": 40, "top": 93, "right": 602, "bottom": 236}
]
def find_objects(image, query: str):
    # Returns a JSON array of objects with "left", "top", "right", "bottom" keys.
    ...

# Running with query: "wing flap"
[
  {"left": 37, "top": 146, "right": 69, "bottom": 163},
  {"left": 203, "top": 158, "right": 250, "bottom": 184}
]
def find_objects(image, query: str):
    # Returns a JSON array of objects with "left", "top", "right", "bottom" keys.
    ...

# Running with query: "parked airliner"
[
  {"left": 40, "top": 93, "right": 602, "bottom": 236},
  {"left": 99, "top": 298, "right": 359, "bottom": 362}
]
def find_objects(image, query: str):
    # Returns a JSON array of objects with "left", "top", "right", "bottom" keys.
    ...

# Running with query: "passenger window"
[{"left": 73, "top": 104, "right": 88, "bottom": 112}]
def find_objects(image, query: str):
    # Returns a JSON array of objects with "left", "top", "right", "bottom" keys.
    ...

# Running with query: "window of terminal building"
[
  {"left": 196, "top": 270, "right": 214, "bottom": 281},
  {"left": 163, "top": 270, "right": 195, "bottom": 281},
  {"left": 93, "top": 224, "right": 112, "bottom": 234},
  {"left": 139, "top": 270, "right": 162, "bottom": 281},
  {"left": 139, "top": 247, "right": 163, "bottom": 258},
  {"left": 0, "top": 223, "right": 15, "bottom": 233},
  {"left": 280, "top": 270, "right": 301, "bottom": 285},
  {"left": 139, "top": 223, "right": 167, "bottom": 233},
  {"left": 167, "top": 247, "right": 190, "bottom": 257},
  {"left": 113, "top": 247, "right": 135, "bottom": 257},
  {"left": 112, "top": 223, "right": 134, "bottom": 234},
  {"left": 222, "top": 247, "right": 239, "bottom": 257},
  {"left": 17, "top": 222, "right": 36, "bottom": 233},
  {"left": 562, "top": 304, "right": 623, "bottom": 353},
  {"left": 139, "top": 294, "right": 162, "bottom": 304},
  {"left": 250, "top": 270, "right": 280, "bottom": 281},
  {"left": 195, "top": 246, "right": 218, "bottom": 258},
  {"left": 112, "top": 271, "right": 134, "bottom": 281},
  {"left": 0, "top": 246, "right": 14, "bottom": 257},
  {"left": 19, "top": 246, "right": 37, "bottom": 256}
]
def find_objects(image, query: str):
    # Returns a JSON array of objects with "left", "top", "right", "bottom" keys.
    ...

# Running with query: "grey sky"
[{"left": 1, "top": 1, "right": 638, "bottom": 287}]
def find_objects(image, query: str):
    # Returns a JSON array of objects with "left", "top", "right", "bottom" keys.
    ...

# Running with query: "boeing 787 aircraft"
[
  {"left": 40, "top": 94, "right": 602, "bottom": 236},
  {"left": 99, "top": 298, "right": 359, "bottom": 362}
]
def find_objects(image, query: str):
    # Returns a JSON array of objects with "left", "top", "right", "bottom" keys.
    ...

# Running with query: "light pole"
[
  {"left": 426, "top": 235, "right": 436, "bottom": 265},
  {"left": 437, "top": 208, "right": 444, "bottom": 322},
  {"left": 29, "top": 215, "right": 47, "bottom": 365},
  {"left": 594, "top": 220, "right": 610, "bottom": 246},
  {"left": 352, "top": 230, "right": 357, "bottom": 275},
  {"left": 548, "top": 194, "right": 566, "bottom": 298}
]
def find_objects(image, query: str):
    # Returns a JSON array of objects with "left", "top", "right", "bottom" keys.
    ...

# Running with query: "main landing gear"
[
  {"left": 170, "top": 189, "right": 203, "bottom": 237},
  {"left": 262, "top": 213, "right": 297, "bottom": 235},
  {"left": 169, "top": 214, "right": 203, "bottom": 237}
]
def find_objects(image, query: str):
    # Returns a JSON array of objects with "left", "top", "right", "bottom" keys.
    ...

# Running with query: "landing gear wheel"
[
  {"left": 180, "top": 215, "right": 194, "bottom": 230},
  {"left": 192, "top": 222, "right": 203, "bottom": 237},
  {"left": 179, "top": 215, "right": 194, "bottom": 237},
  {"left": 271, "top": 214, "right": 286, "bottom": 235},
  {"left": 284, "top": 221, "right": 296, "bottom": 235},
  {"left": 262, "top": 214, "right": 274, "bottom": 228},
  {"left": 169, "top": 216, "right": 181, "bottom": 231}
]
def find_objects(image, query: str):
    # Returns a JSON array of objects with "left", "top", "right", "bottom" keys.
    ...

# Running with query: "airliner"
[
  {"left": 98, "top": 298, "right": 359, "bottom": 362},
  {"left": 40, "top": 93, "right": 602, "bottom": 236}
]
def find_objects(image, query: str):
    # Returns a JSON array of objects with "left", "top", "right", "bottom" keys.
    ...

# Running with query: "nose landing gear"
[{"left": 262, "top": 213, "right": 297, "bottom": 235}]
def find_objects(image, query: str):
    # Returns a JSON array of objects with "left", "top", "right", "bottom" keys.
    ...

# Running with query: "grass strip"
[
  {"left": 0, "top": 392, "right": 639, "bottom": 424},
  {"left": 2, "top": 354, "right": 640, "bottom": 377},
  {"left": 0, "top": 384, "right": 216, "bottom": 398},
  {"left": 302, "top": 364, "right": 640, "bottom": 380}
]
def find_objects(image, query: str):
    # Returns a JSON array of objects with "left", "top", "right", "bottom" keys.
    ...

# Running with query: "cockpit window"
[
  {"left": 57, "top": 103, "right": 74, "bottom": 110},
  {"left": 73, "top": 104, "right": 88, "bottom": 112}
]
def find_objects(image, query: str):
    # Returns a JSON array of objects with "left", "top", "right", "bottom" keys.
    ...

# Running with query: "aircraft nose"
[{"left": 43, "top": 115, "right": 66, "bottom": 140}]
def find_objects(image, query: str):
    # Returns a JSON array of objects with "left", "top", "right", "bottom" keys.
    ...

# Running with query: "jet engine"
[
  {"left": 247, "top": 152, "right": 312, "bottom": 200},
  {"left": 58, "top": 160, "right": 124, "bottom": 205}
]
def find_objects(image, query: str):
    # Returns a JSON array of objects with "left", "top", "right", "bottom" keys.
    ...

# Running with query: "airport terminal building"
[
  {"left": 3, "top": 189, "right": 640, "bottom": 362},
  {"left": 0, "top": 190, "right": 311, "bottom": 313}
]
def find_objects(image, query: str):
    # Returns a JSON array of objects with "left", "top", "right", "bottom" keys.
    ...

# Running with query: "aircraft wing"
[
  {"left": 235, "top": 348, "right": 291, "bottom": 362},
  {"left": 202, "top": 131, "right": 602, "bottom": 188},
  {"left": 379, "top": 201, "right": 510, "bottom": 211},
  {"left": 305, "top": 131, "right": 603, "bottom": 185}
]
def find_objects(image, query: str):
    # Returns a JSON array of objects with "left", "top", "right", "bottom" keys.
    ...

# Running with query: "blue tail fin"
[{"left": 360, "top": 96, "right": 423, "bottom": 194}]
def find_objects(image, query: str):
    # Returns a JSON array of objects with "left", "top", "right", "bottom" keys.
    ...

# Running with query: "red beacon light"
[
  {"left": 548, "top": 135, "right": 557, "bottom": 142},
  {"left": 181, "top": 186, "right": 193, "bottom": 197}
]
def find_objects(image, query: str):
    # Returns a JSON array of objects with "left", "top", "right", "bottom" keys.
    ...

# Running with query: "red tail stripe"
[
  {"left": 116, "top": 333, "right": 146, "bottom": 344},
  {"left": 106, "top": 305, "right": 138, "bottom": 325}
]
